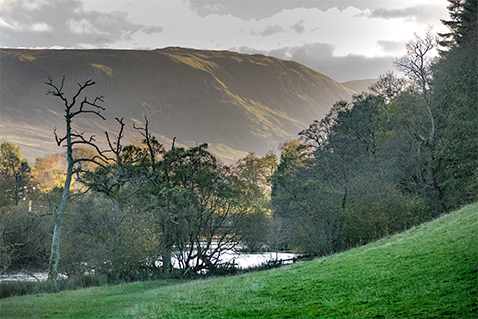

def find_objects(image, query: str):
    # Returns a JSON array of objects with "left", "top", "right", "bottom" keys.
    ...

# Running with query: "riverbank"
[
  {"left": 1, "top": 202, "right": 476, "bottom": 318},
  {"left": 0, "top": 251, "right": 297, "bottom": 283}
]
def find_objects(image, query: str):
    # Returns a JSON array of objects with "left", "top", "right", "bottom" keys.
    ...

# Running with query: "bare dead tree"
[
  {"left": 105, "top": 118, "right": 125, "bottom": 161},
  {"left": 45, "top": 76, "right": 108, "bottom": 281}
]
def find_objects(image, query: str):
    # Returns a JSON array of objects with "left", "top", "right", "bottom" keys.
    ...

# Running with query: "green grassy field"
[{"left": 1, "top": 203, "right": 477, "bottom": 318}]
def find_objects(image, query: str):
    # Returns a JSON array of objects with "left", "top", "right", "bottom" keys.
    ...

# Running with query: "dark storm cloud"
[
  {"left": 290, "top": 20, "right": 305, "bottom": 34},
  {"left": 234, "top": 43, "right": 394, "bottom": 82},
  {"left": 362, "top": 4, "right": 447, "bottom": 25},
  {"left": 187, "top": 0, "right": 403, "bottom": 20},
  {"left": 0, "top": 0, "right": 161, "bottom": 48}
]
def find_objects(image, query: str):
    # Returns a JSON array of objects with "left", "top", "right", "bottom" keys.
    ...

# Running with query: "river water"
[{"left": 0, "top": 252, "right": 297, "bottom": 282}]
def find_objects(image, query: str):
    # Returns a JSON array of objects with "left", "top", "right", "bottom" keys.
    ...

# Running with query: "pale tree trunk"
[
  {"left": 48, "top": 117, "right": 73, "bottom": 281},
  {"left": 48, "top": 217, "right": 62, "bottom": 280},
  {"left": 48, "top": 171, "right": 72, "bottom": 280},
  {"left": 45, "top": 77, "right": 106, "bottom": 281}
]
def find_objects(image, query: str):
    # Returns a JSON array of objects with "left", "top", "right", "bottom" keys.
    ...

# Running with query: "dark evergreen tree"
[
  {"left": 433, "top": 0, "right": 478, "bottom": 208},
  {"left": 439, "top": 0, "right": 478, "bottom": 49}
]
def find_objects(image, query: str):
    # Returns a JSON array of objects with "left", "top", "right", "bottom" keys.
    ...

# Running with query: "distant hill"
[
  {"left": 341, "top": 78, "right": 377, "bottom": 94},
  {"left": 0, "top": 48, "right": 354, "bottom": 162}
]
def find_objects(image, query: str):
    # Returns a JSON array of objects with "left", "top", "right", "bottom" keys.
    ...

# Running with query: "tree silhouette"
[{"left": 45, "top": 76, "right": 107, "bottom": 281}]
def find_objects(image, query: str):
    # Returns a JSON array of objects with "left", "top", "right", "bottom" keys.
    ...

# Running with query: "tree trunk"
[
  {"left": 48, "top": 217, "right": 62, "bottom": 280},
  {"left": 423, "top": 146, "right": 443, "bottom": 216},
  {"left": 48, "top": 116, "right": 73, "bottom": 281},
  {"left": 162, "top": 248, "right": 172, "bottom": 278},
  {"left": 160, "top": 222, "right": 173, "bottom": 278},
  {"left": 47, "top": 167, "right": 72, "bottom": 281}
]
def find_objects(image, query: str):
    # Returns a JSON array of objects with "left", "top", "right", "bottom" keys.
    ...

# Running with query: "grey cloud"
[
  {"left": 364, "top": 4, "right": 448, "bottom": 25},
  {"left": 290, "top": 20, "right": 305, "bottom": 34},
  {"left": 0, "top": 0, "right": 156, "bottom": 48},
  {"left": 268, "top": 43, "right": 335, "bottom": 60},
  {"left": 377, "top": 40, "right": 405, "bottom": 53},
  {"left": 316, "top": 55, "right": 395, "bottom": 82},
  {"left": 142, "top": 26, "right": 164, "bottom": 35},
  {"left": 202, "top": 2, "right": 226, "bottom": 12},
  {"left": 234, "top": 43, "right": 394, "bottom": 82},
  {"left": 188, "top": 0, "right": 406, "bottom": 20},
  {"left": 257, "top": 24, "right": 285, "bottom": 36}
]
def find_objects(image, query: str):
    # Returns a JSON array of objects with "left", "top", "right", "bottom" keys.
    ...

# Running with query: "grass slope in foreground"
[{"left": 1, "top": 203, "right": 477, "bottom": 318}]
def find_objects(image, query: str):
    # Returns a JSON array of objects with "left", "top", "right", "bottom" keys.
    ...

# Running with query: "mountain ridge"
[{"left": 0, "top": 47, "right": 354, "bottom": 162}]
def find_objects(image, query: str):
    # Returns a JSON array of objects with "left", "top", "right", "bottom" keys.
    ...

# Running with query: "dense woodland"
[{"left": 0, "top": 0, "right": 476, "bottom": 283}]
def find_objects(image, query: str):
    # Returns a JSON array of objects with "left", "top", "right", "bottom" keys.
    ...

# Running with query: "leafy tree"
[
  {"left": 271, "top": 140, "right": 314, "bottom": 252},
  {"left": 103, "top": 119, "right": 256, "bottom": 276},
  {"left": 79, "top": 118, "right": 142, "bottom": 223},
  {"left": 0, "top": 214, "right": 14, "bottom": 274},
  {"left": 124, "top": 118, "right": 173, "bottom": 276},
  {"left": 159, "top": 145, "right": 244, "bottom": 273},
  {"left": 0, "top": 145, "right": 71, "bottom": 274},
  {"left": 0, "top": 142, "right": 32, "bottom": 206},
  {"left": 273, "top": 92, "right": 434, "bottom": 254},
  {"left": 0, "top": 201, "right": 53, "bottom": 272},
  {"left": 71, "top": 118, "right": 162, "bottom": 280},
  {"left": 233, "top": 152, "right": 278, "bottom": 252},
  {"left": 31, "top": 154, "right": 66, "bottom": 193},
  {"left": 299, "top": 100, "right": 350, "bottom": 149},
  {"left": 58, "top": 192, "right": 159, "bottom": 281},
  {"left": 369, "top": 71, "right": 408, "bottom": 106}
]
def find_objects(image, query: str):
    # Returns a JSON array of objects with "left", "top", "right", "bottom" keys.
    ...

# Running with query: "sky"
[{"left": 0, "top": 0, "right": 450, "bottom": 81}]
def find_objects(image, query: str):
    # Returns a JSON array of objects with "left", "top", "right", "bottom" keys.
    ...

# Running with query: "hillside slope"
[
  {"left": 0, "top": 48, "right": 353, "bottom": 161},
  {"left": 341, "top": 78, "right": 377, "bottom": 94},
  {"left": 1, "top": 203, "right": 476, "bottom": 318}
]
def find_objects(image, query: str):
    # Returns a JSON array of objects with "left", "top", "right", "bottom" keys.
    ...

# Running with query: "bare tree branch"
[
  {"left": 105, "top": 117, "right": 125, "bottom": 156},
  {"left": 53, "top": 128, "right": 67, "bottom": 147}
]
